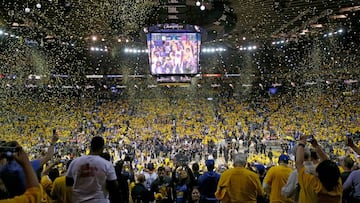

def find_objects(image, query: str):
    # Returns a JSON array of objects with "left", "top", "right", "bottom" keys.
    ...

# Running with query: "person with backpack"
[{"left": 198, "top": 159, "right": 220, "bottom": 203}]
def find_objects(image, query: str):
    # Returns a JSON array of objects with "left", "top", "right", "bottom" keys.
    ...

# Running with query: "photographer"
[
  {"left": 0, "top": 133, "right": 58, "bottom": 198},
  {"left": 295, "top": 134, "right": 342, "bottom": 203},
  {"left": 0, "top": 144, "right": 41, "bottom": 203}
]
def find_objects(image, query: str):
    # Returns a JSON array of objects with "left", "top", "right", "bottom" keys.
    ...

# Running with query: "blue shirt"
[
  {"left": 176, "top": 184, "right": 187, "bottom": 203},
  {"left": 343, "top": 170, "right": 360, "bottom": 199},
  {"left": 0, "top": 159, "right": 41, "bottom": 197},
  {"left": 198, "top": 171, "right": 220, "bottom": 199}
]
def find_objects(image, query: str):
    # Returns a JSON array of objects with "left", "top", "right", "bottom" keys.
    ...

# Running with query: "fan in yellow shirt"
[
  {"left": 215, "top": 153, "right": 264, "bottom": 203},
  {"left": 51, "top": 176, "right": 72, "bottom": 203},
  {"left": 295, "top": 135, "right": 342, "bottom": 203},
  {"left": 1, "top": 187, "right": 41, "bottom": 203},
  {"left": 41, "top": 175, "right": 53, "bottom": 196},
  {"left": 263, "top": 154, "right": 293, "bottom": 203}
]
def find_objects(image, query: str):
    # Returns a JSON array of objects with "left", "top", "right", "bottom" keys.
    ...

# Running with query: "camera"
[
  {"left": 0, "top": 147, "right": 19, "bottom": 153},
  {"left": 0, "top": 141, "right": 20, "bottom": 158}
]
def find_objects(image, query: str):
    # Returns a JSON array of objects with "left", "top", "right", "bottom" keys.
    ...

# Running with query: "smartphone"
[
  {"left": 53, "top": 145, "right": 58, "bottom": 154},
  {"left": 306, "top": 135, "right": 314, "bottom": 142}
]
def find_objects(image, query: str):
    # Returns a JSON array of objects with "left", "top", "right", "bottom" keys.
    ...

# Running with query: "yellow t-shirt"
[
  {"left": 51, "top": 176, "right": 73, "bottom": 203},
  {"left": 0, "top": 187, "right": 41, "bottom": 203},
  {"left": 263, "top": 164, "right": 293, "bottom": 203},
  {"left": 40, "top": 176, "right": 53, "bottom": 196},
  {"left": 298, "top": 166, "right": 342, "bottom": 203},
  {"left": 215, "top": 166, "right": 263, "bottom": 203}
]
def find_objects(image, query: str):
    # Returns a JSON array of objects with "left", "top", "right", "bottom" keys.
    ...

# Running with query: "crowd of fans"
[{"left": 0, "top": 87, "right": 359, "bottom": 202}]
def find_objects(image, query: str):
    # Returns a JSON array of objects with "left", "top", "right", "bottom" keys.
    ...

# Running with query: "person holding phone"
[
  {"left": 345, "top": 135, "right": 360, "bottom": 154},
  {"left": 0, "top": 145, "right": 41, "bottom": 203},
  {"left": 296, "top": 134, "right": 342, "bottom": 203},
  {"left": 0, "top": 132, "right": 58, "bottom": 198}
]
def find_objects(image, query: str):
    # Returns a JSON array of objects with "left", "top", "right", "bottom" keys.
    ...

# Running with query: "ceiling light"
[
  {"left": 301, "top": 29, "right": 309, "bottom": 33},
  {"left": 200, "top": 5, "right": 205, "bottom": 11},
  {"left": 0, "top": 30, "right": 3, "bottom": 35},
  {"left": 329, "top": 14, "right": 347, "bottom": 19},
  {"left": 25, "top": 7, "right": 30, "bottom": 13},
  {"left": 91, "top": 36, "right": 97, "bottom": 41},
  {"left": 311, "top": 24, "right": 323, "bottom": 28},
  {"left": 196, "top": 1, "right": 201, "bottom": 6},
  {"left": 339, "top": 5, "right": 360, "bottom": 13},
  {"left": 36, "top": 3, "right": 41, "bottom": 9}
]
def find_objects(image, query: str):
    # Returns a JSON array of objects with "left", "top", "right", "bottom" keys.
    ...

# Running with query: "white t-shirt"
[
  {"left": 66, "top": 155, "right": 117, "bottom": 203},
  {"left": 143, "top": 171, "right": 158, "bottom": 190}
]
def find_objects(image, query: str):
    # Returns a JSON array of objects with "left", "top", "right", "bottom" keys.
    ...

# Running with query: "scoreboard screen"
[{"left": 147, "top": 32, "right": 201, "bottom": 75}]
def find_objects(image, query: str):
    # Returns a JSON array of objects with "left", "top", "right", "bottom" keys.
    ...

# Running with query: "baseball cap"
[
  {"left": 279, "top": 154, "right": 290, "bottom": 164},
  {"left": 254, "top": 164, "right": 265, "bottom": 175},
  {"left": 205, "top": 159, "right": 215, "bottom": 167}
]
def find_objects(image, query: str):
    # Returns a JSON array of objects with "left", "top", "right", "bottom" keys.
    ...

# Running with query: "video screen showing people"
[{"left": 148, "top": 33, "right": 200, "bottom": 75}]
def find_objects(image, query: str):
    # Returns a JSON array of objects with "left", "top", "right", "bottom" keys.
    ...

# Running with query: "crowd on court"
[{"left": 0, "top": 88, "right": 359, "bottom": 202}]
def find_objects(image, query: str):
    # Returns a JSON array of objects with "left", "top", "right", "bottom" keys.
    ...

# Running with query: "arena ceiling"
[
  {"left": 0, "top": 0, "right": 358, "bottom": 44},
  {"left": 229, "top": 0, "right": 359, "bottom": 40}
]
